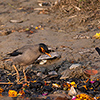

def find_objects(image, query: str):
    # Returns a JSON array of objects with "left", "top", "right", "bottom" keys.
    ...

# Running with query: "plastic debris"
[
  {"left": 52, "top": 83, "right": 61, "bottom": 88},
  {"left": 90, "top": 80, "right": 95, "bottom": 84},
  {"left": 72, "top": 96, "right": 76, "bottom": 100},
  {"left": 42, "top": 92, "right": 48, "bottom": 96},
  {"left": 37, "top": 52, "right": 60, "bottom": 61},
  {"left": 68, "top": 86, "right": 77, "bottom": 96},
  {"left": 84, "top": 69, "right": 98, "bottom": 75}
]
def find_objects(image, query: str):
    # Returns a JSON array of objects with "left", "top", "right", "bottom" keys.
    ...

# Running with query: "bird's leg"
[
  {"left": 12, "top": 65, "right": 19, "bottom": 83},
  {"left": 23, "top": 66, "right": 27, "bottom": 82}
]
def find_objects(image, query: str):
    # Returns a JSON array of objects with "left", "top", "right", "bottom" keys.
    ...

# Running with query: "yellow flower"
[
  {"left": 8, "top": 90, "right": 17, "bottom": 97},
  {"left": 93, "top": 32, "right": 100, "bottom": 39}
]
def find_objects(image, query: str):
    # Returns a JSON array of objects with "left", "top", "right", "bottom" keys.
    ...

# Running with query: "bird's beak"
[{"left": 45, "top": 52, "right": 51, "bottom": 57}]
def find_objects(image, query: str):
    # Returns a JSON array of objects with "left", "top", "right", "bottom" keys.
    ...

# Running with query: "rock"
[
  {"left": 37, "top": 72, "right": 43, "bottom": 77},
  {"left": 48, "top": 71, "right": 57, "bottom": 75},
  {"left": 69, "top": 64, "right": 81, "bottom": 70},
  {"left": 10, "top": 20, "right": 23, "bottom": 23}
]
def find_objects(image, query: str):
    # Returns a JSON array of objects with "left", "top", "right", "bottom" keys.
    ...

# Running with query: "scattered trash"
[
  {"left": 42, "top": 92, "right": 48, "bottom": 96},
  {"left": 37, "top": 52, "right": 60, "bottom": 61},
  {"left": 25, "top": 28, "right": 37, "bottom": 35},
  {"left": 68, "top": 86, "right": 77, "bottom": 96},
  {"left": 18, "top": 25, "right": 44, "bottom": 35},
  {"left": 75, "top": 93, "right": 94, "bottom": 100},
  {"left": 72, "top": 96, "right": 76, "bottom": 100},
  {"left": 35, "top": 25, "right": 44, "bottom": 30},
  {"left": 52, "top": 83, "right": 61, "bottom": 88}
]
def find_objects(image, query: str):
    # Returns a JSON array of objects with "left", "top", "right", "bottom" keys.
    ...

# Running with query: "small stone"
[
  {"left": 10, "top": 20, "right": 23, "bottom": 23},
  {"left": 48, "top": 71, "right": 57, "bottom": 75},
  {"left": 69, "top": 64, "right": 81, "bottom": 70},
  {"left": 37, "top": 72, "right": 43, "bottom": 76}
]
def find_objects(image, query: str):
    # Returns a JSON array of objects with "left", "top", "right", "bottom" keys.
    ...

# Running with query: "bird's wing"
[{"left": 7, "top": 45, "right": 34, "bottom": 56}]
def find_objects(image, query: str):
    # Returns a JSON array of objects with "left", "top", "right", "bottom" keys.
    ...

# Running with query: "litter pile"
[{"left": 0, "top": 59, "right": 100, "bottom": 100}]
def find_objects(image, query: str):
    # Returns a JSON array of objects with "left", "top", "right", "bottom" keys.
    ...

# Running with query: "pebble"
[
  {"left": 10, "top": 20, "right": 23, "bottom": 23},
  {"left": 37, "top": 72, "right": 43, "bottom": 77},
  {"left": 69, "top": 64, "right": 81, "bottom": 70},
  {"left": 48, "top": 71, "right": 57, "bottom": 75}
]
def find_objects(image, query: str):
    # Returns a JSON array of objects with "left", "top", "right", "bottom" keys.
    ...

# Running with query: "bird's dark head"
[{"left": 39, "top": 43, "right": 51, "bottom": 57}]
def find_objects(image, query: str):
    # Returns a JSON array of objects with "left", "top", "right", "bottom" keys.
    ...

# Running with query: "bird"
[
  {"left": 3, "top": 43, "right": 51, "bottom": 83},
  {"left": 95, "top": 47, "right": 100, "bottom": 55}
]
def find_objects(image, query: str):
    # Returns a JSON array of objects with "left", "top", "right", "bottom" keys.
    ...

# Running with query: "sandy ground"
[
  {"left": 0, "top": 0, "right": 100, "bottom": 69},
  {"left": 0, "top": 0, "right": 100, "bottom": 99}
]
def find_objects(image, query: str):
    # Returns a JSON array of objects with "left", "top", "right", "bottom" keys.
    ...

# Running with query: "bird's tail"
[{"left": 1, "top": 58, "right": 13, "bottom": 62}]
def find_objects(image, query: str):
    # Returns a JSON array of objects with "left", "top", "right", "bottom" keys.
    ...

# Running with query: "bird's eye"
[{"left": 41, "top": 47, "right": 45, "bottom": 53}]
